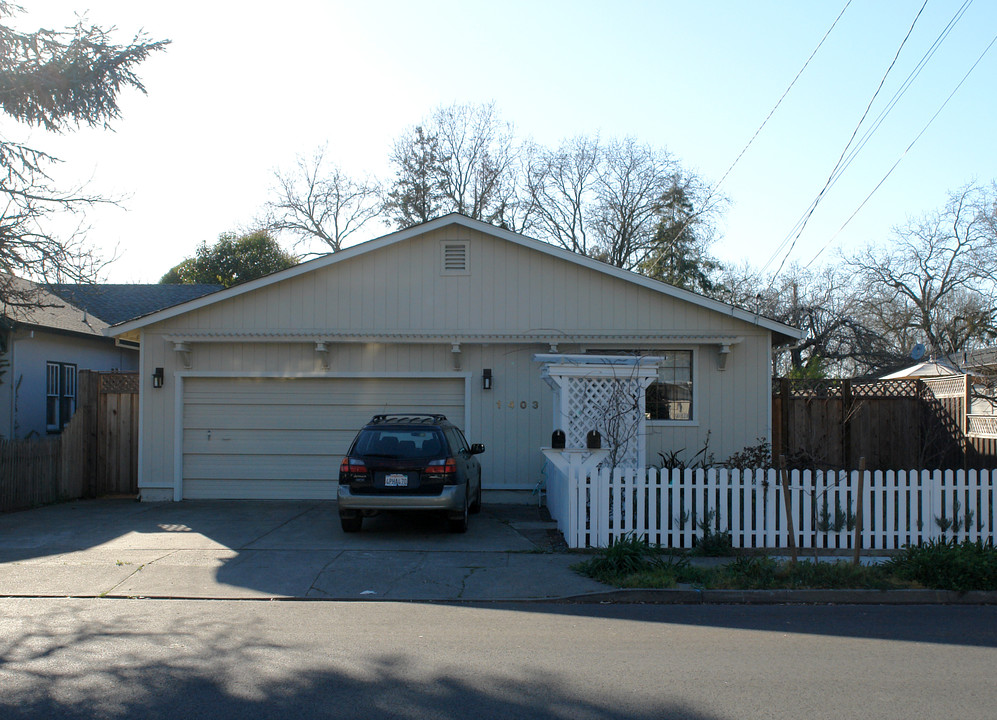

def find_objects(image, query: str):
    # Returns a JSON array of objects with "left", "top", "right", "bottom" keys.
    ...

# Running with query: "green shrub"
[
  {"left": 885, "top": 538, "right": 997, "bottom": 592},
  {"left": 721, "top": 555, "right": 778, "bottom": 588},
  {"left": 693, "top": 529, "right": 733, "bottom": 556},
  {"left": 573, "top": 533, "right": 699, "bottom": 586}
]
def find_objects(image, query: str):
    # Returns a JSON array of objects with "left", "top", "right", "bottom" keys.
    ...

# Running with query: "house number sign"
[{"left": 496, "top": 400, "right": 540, "bottom": 409}]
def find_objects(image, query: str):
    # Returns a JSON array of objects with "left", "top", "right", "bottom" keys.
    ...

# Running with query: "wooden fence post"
[
  {"left": 779, "top": 455, "right": 797, "bottom": 564},
  {"left": 852, "top": 457, "right": 866, "bottom": 566},
  {"left": 842, "top": 379, "right": 853, "bottom": 470},
  {"left": 963, "top": 374, "right": 972, "bottom": 470},
  {"left": 778, "top": 378, "right": 791, "bottom": 463}
]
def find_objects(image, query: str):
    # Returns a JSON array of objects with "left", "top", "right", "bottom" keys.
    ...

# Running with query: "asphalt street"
[{"left": 2, "top": 598, "right": 996, "bottom": 720}]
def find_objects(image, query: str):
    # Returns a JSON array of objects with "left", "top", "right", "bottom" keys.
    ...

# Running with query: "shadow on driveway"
[{"left": 0, "top": 498, "right": 603, "bottom": 600}]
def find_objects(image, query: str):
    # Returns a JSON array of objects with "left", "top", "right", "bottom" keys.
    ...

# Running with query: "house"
[
  {"left": 960, "top": 347, "right": 997, "bottom": 423},
  {"left": 107, "top": 214, "right": 803, "bottom": 501},
  {"left": 0, "top": 278, "right": 219, "bottom": 439}
]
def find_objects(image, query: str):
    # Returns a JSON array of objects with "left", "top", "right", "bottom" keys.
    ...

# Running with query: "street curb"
[
  {"left": 5, "top": 589, "right": 997, "bottom": 604},
  {"left": 553, "top": 588, "right": 997, "bottom": 605}
]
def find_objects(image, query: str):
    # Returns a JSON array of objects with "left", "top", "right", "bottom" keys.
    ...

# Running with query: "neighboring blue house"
[{"left": 0, "top": 278, "right": 219, "bottom": 439}]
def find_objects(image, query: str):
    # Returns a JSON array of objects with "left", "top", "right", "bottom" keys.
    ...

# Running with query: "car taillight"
[
  {"left": 426, "top": 458, "right": 458, "bottom": 484},
  {"left": 339, "top": 457, "right": 368, "bottom": 479}
]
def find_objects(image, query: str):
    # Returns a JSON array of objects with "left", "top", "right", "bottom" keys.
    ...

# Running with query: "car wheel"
[
  {"left": 448, "top": 490, "right": 469, "bottom": 533},
  {"left": 340, "top": 514, "right": 362, "bottom": 533},
  {"left": 469, "top": 476, "right": 482, "bottom": 514}
]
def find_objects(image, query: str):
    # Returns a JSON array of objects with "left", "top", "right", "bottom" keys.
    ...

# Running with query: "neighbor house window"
[
  {"left": 46, "top": 362, "right": 77, "bottom": 432},
  {"left": 587, "top": 349, "right": 694, "bottom": 422}
]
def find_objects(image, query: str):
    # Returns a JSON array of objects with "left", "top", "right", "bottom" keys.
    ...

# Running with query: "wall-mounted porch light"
[
  {"left": 152, "top": 367, "right": 164, "bottom": 389},
  {"left": 482, "top": 368, "right": 492, "bottom": 390},
  {"left": 315, "top": 341, "right": 330, "bottom": 370},
  {"left": 451, "top": 342, "right": 461, "bottom": 370},
  {"left": 717, "top": 343, "right": 731, "bottom": 371}
]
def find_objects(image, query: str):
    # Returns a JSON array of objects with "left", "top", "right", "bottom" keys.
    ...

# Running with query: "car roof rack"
[{"left": 369, "top": 413, "right": 449, "bottom": 425}]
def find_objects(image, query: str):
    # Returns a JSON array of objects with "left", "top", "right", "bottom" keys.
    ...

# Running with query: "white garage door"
[{"left": 181, "top": 376, "right": 466, "bottom": 499}]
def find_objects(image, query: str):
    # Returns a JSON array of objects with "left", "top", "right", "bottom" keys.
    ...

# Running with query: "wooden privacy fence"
[
  {"left": 0, "top": 371, "right": 138, "bottom": 512},
  {"left": 772, "top": 376, "right": 997, "bottom": 471},
  {"left": 551, "top": 466, "right": 997, "bottom": 550}
]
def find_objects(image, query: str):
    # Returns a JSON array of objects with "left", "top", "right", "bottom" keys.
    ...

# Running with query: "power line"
[
  {"left": 712, "top": 0, "right": 853, "bottom": 195},
  {"left": 805, "top": 28, "right": 997, "bottom": 267},
  {"left": 761, "top": 0, "right": 931, "bottom": 279},
  {"left": 654, "top": 2, "right": 852, "bottom": 270},
  {"left": 824, "top": 1, "right": 972, "bottom": 197},
  {"left": 767, "top": 0, "right": 973, "bottom": 273}
]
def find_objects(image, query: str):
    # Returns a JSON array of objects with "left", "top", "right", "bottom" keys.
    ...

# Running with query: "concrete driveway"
[{"left": 0, "top": 495, "right": 608, "bottom": 601}]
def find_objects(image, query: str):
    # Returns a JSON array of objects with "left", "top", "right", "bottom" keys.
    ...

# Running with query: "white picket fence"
[{"left": 547, "top": 466, "right": 997, "bottom": 550}]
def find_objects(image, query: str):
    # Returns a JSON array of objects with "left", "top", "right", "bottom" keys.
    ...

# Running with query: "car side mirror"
[{"left": 470, "top": 443, "right": 485, "bottom": 455}]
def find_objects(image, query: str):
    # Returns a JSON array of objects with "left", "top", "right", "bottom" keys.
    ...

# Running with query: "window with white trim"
[
  {"left": 588, "top": 349, "right": 694, "bottom": 421},
  {"left": 646, "top": 351, "right": 693, "bottom": 421},
  {"left": 46, "top": 362, "right": 77, "bottom": 432}
]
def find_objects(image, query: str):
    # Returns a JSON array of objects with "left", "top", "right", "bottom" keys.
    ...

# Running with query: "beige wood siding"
[
  {"left": 180, "top": 376, "right": 465, "bottom": 499},
  {"left": 135, "top": 223, "right": 782, "bottom": 499},
  {"left": 157, "top": 227, "right": 741, "bottom": 336}
]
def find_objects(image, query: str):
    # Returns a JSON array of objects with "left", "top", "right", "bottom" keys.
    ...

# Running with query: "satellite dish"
[{"left": 910, "top": 343, "right": 926, "bottom": 361}]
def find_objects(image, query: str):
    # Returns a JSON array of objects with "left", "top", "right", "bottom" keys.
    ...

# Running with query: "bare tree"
[
  {"left": 433, "top": 102, "right": 516, "bottom": 222},
  {"left": 0, "top": 2, "right": 168, "bottom": 305},
  {"left": 523, "top": 135, "right": 721, "bottom": 276},
  {"left": 264, "top": 145, "right": 382, "bottom": 255},
  {"left": 716, "top": 262, "right": 902, "bottom": 378},
  {"left": 384, "top": 102, "right": 519, "bottom": 228},
  {"left": 524, "top": 135, "right": 600, "bottom": 256},
  {"left": 844, "top": 182, "right": 997, "bottom": 359},
  {"left": 591, "top": 137, "right": 679, "bottom": 270}
]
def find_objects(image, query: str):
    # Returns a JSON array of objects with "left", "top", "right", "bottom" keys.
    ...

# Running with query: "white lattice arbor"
[{"left": 535, "top": 354, "right": 661, "bottom": 470}]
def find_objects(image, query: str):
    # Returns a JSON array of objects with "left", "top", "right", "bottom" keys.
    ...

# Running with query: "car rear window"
[{"left": 353, "top": 428, "right": 446, "bottom": 458}]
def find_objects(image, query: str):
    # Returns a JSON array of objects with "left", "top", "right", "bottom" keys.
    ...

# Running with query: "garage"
[{"left": 180, "top": 376, "right": 467, "bottom": 499}]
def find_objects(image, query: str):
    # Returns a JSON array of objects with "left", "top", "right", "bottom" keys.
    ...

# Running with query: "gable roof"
[
  {"left": 107, "top": 214, "right": 804, "bottom": 344},
  {"left": 1, "top": 276, "right": 108, "bottom": 337},
  {"left": 48, "top": 283, "right": 221, "bottom": 326}
]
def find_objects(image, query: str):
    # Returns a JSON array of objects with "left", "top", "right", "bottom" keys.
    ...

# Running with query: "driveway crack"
[
  {"left": 456, "top": 565, "right": 484, "bottom": 599},
  {"left": 240, "top": 502, "right": 321, "bottom": 549},
  {"left": 306, "top": 551, "right": 344, "bottom": 597},
  {"left": 102, "top": 550, "right": 178, "bottom": 596}
]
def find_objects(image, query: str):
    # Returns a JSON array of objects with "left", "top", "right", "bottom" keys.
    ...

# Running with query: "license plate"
[{"left": 384, "top": 473, "right": 408, "bottom": 487}]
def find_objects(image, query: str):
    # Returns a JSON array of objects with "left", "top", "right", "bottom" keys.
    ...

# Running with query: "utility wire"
[
  {"left": 805, "top": 28, "right": 997, "bottom": 267},
  {"left": 647, "top": 1, "right": 852, "bottom": 276},
  {"left": 761, "top": 0, "right": 930, "bottom": 279},
  {"left": 712, "top": 0, "right": 852, "bottom": 195},
  {"left": 828, "top": 1, "right": 971, "bottom": 193},
  {"left": 765, "top": 0, "right": 972, "bottom": 274}
]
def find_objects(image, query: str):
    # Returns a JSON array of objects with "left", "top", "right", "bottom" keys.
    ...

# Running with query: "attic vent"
[{"left": 441, "top": 240, "right": 469, "bottom": 275}]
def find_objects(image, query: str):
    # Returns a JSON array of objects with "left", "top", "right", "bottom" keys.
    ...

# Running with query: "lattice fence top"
[
  {"left": 99, "top": 372, "right": 140, "bottom": 394},
  {"left": 564, "top": 375, "right": 642, "bottom": 468},
  {"left": 923, "top": 375, "right": 966, "bottom": 398},
  {"left": 775, "top": 377, "right": 928, "bottom": 398},
  {"left": 968, "top": 415, "right": 997, "bottom": 438}
]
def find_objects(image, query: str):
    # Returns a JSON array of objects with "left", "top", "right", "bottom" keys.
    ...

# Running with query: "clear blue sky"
[{"left": 11, "top": 1, "right": 997, "bottom": 282}]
